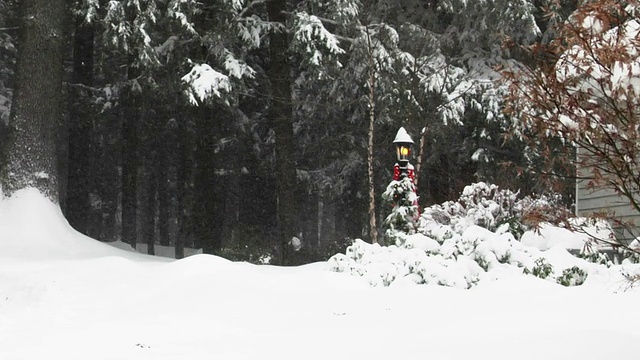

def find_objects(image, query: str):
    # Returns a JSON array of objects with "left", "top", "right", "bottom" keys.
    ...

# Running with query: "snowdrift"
[{"left": 0, "top": 188, "right": 136, "bottom": 262}]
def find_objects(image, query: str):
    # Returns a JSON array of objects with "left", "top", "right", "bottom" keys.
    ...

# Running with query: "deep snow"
[{"left": 1, "top": 188, "right": 639, "bottom": 360}]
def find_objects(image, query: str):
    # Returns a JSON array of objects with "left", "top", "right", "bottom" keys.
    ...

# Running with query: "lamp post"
[
  {"left": 383, "top": 127, "right": 419, "bottom": 245},
  {"left": 393, "top": 127, "right": 415, "bottom": 181}
]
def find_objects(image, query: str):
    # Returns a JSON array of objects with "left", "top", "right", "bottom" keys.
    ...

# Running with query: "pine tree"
[{"left": 382, "top": 174, "right": 419, "bottom": 245}]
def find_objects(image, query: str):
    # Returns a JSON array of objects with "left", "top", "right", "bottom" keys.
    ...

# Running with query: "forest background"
[{"left": 0, "top": 0, "right": 579, "bottom": 265}]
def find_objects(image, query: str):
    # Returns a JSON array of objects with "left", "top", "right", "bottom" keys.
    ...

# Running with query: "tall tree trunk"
[
  {"left": 221, "top": 114, "right": 245, "bottom": 250},
  {"left": 175, "top": 116, "right": 190, "bottom": 259},
  {"left": 66, "top": 14, "right": 95, "bottom": 233},
  {"left": 99, "top": 115, "right": 120, "bottom": 242},
  {"left": 325, "top": 198, "right": 336, "bottom": 251},
  {"left": 222, "top": 166, "right": 240, "bottom": 249},
  {"left": 416, "top": 126, "right": 428, "bottom": 200},
  {"left": 267, "top": 0, "right": 297, "bottom": 265},
  {"left": 142, "top": 105, "right": 159, "bottom": 255},
  {"left": 121, "top": 54, "right": 140, "bottom": 248},
  {"left": 193, "top": 105, "right": 223, "bottom": 255},
  {"left": 1, "top": 0, "right": 66, "bottom": 202},
  {"left": 317, "top": 195, "right": 323, "bottom": 253},
  {"left": 142, "top": 161, "right": 157, "bottom": 256},
  {"left": 365, "top": 30, "right": 378, "bottom": 245},
  {"left": 157, "top": 128, "right": 170, "bottom": 247}
]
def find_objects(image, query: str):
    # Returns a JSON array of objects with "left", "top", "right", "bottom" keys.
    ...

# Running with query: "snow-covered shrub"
[
  {"left": 473, "top": 230, "right": 527, "bottom": 270},
  {"left": 557, "top": 266, "right": 588, "bottom": 287},
  {"left": 329, "top": 182, "right": 608, "bottom": 288},
  {"left": 456, "top": 182, "right": 520, "bottom": 231},
  {"left": 329, "top": 225, "right": 536, "bottom": 289},
  {"left": 328, "top": 236, "right": 484, "bottom": 288},
  {"left": 382, "top": 176, "right": 419, "bottom": 246},
  {"left": 622, "top": 251, "right": 640, "bottom": 264},
  {"left": 578, "top": 246, "right": 612, "bottom": 267},
  {"left": 524, "top": 258, "right": 554, "bottom": 279},
  {"left": 419, "top": 182, "right": 567, "bottom": 241},
  {"left": 329, "top": 240, "right": 406, "bottom": 286},
  {"left": 620, "top": 239, "right": 640, "bottom": 264}
]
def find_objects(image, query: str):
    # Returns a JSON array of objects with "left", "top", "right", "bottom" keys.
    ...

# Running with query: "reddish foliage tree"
[{"left": 504, "top": 0, "right": 640, "bottom": 248}]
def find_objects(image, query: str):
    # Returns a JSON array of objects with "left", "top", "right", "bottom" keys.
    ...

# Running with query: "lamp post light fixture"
[{"left": 393, "top": 127, "right": 414, "bottom": 171}]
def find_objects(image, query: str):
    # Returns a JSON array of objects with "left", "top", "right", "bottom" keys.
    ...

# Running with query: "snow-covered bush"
[
  {"left": 625, "top": 253, "right": 640, "bottom": 264},
  {"left": 382, "top": 176, "right": 419, "bottom": 246},
  {"left": 329, "top": 182, "right": 605, "bottom": 288},
  {"left": 418, "top": 182, "right": 567, "bottom": 241},
  {"left": 524, "top": 258, "right": 554, "bottom": 279},
  {"left": 578, "top": 246, "right": 612, "bottom": 267},
  {"left": 557, "top": 266, "right": 588, "bottom": 287},
  {"left": 620, "top": 239, "right": 640, "bottom": 264},
  {"left": 329, "top": 237, "right": 484, "bottom": 288},
  {"left": 329, "top": 226, "right": 551, "bottom": 288}
]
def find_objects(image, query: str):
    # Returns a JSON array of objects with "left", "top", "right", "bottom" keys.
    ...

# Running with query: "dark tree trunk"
[
  {"left": 221, "top": 165, "right": 240, "bottom": 248},
  {"left": 193, "top": 106, "right": 224, "bottom": 255},
  {"left": 175, "top": 116, "right": 192, "bottom": 259},
  {"left": 66, "top": 14, "right": 94, "bottom": 233},
  {"left": 142, "top": 109, "right": 161, "bottom": 255},
  {"left": 142, "top": 162, "right": 157, "bottom": 256},
  {"left": 220, "top": 115, "right": 243, "bottom": 250},
  {"left": 0, "top": 0, "right": 66, "bottom": 202},
  {"left": 157, "top": 129, "right": 170, "bottom": 247},
  {"left": 98, "top": 114, "right": 120, "bottom": 242},
  {"left": 267, "top": 0, "right": 297, "bottom": 265},
  {"left": 317, "top": 195, "right": 336, "bottom": 256},
  {"left": 121, "top": 54, "right": 140, "bottom": 248}
]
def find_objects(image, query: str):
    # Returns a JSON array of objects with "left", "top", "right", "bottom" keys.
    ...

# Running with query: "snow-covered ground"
[{"left": 1, "top": 189, "right": 640, "bottom": 360}]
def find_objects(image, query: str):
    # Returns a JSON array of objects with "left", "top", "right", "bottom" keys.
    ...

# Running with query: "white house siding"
[{"left": 576, "top": 176, "right": 640, "bottom": 243}]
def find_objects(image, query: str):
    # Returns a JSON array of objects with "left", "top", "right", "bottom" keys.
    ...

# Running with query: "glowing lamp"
[{"left": 393, "top": 127, "right": 414, "bottom": 166}]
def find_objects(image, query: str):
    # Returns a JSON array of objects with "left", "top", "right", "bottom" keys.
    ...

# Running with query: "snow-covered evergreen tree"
[{"left": 382, "top": 173, "right": 419, "bottom": 245}]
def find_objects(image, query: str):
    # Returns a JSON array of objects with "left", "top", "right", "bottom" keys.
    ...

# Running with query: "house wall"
[{"left": 576, "top": 176, "right": 640, "bottom": 243}]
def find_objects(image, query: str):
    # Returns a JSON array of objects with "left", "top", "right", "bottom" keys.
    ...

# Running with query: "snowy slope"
[{"left": 0, "top": 189, "right": 639, "bottom": 360}]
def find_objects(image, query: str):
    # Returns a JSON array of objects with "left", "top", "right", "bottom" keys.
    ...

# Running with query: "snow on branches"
[
  {"left": 382, "top": 175, "right": 419, "bottom": 245},
  {"left": 292, "top": 12, "right": 345, "bottom": 68},
  {"left": 103, "top": 0, "right": 159, "bottom": 67},
  {"left": 181, "top": 64, "right": 232, "bottom": 105},
  {"left": 556, "top": 12, "right": 640, "bottom": 101}
]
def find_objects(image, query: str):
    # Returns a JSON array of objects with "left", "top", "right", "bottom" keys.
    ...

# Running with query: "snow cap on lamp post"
[{"left": 393, "top": 127, "right": 414, "bottom": 168}]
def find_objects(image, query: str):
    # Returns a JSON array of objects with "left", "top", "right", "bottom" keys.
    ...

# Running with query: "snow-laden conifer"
[{"left": 382, "top": 175, "right": 419, "bottom": 246}]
